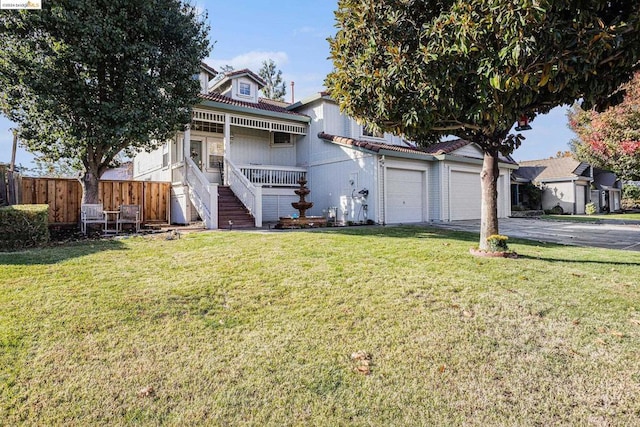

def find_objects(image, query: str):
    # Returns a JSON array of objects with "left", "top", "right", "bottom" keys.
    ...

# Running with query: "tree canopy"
[
  {"left": 0, "top": 0, "right": 210, "bottom": 203},
  {"left": 327, "top": 0, "right": 640, "bottom": 249},
  {"left": 568, "top": 72, "right": 640, "bottom": 181},
  {"left": 258, "top": 59, "right": 286, "bottom": 101}
]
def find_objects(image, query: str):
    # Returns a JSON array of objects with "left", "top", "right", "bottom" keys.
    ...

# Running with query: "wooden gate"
[{"left": 20, "top": 177, "right": 170, "bottom": 225}]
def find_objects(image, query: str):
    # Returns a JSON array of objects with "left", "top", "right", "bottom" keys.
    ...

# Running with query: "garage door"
[
  {"left": 386, "top": 168, "right": 425, "bottom": 223},
  {"left": 450, "top": 171, "right": 481, "bottom": 220},
  {"left": 576, "top": 184, "right": 586, "bottom": 214}
]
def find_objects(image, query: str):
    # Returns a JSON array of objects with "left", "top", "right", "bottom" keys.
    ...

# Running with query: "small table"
[{"left": 103, "top": 210, "right": 120, "bottom": 235}]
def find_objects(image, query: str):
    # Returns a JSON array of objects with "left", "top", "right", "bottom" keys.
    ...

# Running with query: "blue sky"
[{"left": 0, "top": 0, "right": 576, "bottom": 168}]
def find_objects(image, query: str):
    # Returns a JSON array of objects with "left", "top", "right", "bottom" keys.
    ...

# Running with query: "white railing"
[
  {"left": 185, "top": 156, "right": 218, "bottom": 229},
  {"left": 238, "top": 164, "right": 307, "bottom": 187},
  {"left": 227, "top": 159, "right": 262, "bottom": 227}
]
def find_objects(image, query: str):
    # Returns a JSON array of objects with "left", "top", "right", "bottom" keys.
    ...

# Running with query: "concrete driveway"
[{"left": 429, "top": 218, "right": 640, "bottom": 251}]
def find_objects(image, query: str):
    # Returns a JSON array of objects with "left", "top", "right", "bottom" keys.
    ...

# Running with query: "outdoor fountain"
[{"left": 276, "top": 178, "right": 327, "bottom": 228}]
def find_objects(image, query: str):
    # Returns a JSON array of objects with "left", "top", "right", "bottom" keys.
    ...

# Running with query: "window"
[
  {"left": 209, "top": 155, "right": 224, "bottom": 169},
  {"left": 362, "top": 124, "right": 384, "bottom": 139},
  {"left": 239, "top": 82, "right": 251, "bottom": 96},
  {"left": 191, "top": 120, "right": 223, "bottom": 134},
  {"left": 272, "top": 132, "right": 293, "bottom": 146},
  {"left": 162, "top": 143, "right": 169, "bottom": 168}
]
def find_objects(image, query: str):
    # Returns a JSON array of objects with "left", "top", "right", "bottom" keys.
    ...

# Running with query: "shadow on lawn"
[{"left": 0, "top": 239, "right": 127, "bottom": 265}]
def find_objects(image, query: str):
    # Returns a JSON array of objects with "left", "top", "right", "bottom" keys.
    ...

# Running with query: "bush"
[
  {"left": 486, "top": 234, "right": 509, "bottom": 252},
  {"left": 623, "top": 185, "right": 640, "bottom": 200},
  {"left": 0, "top": 204, "right": 50, "bottom": 251},
  {"left": 549, "top": 204, "right": 564, "bottom": 215},
  {"left": 585, "top": 202, "right": 597, "bottom": 215}
]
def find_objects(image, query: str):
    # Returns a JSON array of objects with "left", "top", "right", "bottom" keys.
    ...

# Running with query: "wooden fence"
[
  {"left": 20, "top": 177, "right": 171, "bottom": 226},
  {"left": 0, "top": 164, "right": 21, "bottom": 207}
]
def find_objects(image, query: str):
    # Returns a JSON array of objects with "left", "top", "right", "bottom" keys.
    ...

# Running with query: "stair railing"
[
  {"left": 226, "top": 158, "right": 262, "bottom": 227},
  {"left": 185, "top": 156, "right": 218, "bottom": 229}
]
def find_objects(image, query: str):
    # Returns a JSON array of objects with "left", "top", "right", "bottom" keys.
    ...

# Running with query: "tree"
[
  {"left": 0, "top": 0, "right": 210, "bottom": 204},
  {"left": 258, "top": 59, "right": 286, "bottom": 101},
  {"left": 568, "top": 72, "right": 640, "bottom": 180},
  {"left": 327, "top": 1, "right": 640, "bottom": 250}
]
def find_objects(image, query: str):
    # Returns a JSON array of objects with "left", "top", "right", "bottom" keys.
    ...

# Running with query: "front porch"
[{"left": 179, "top": 108, "right": 309, "bottom": 229}]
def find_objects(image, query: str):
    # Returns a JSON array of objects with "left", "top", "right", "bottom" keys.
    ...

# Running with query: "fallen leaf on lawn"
[
  {"left": 462, "top": 310, "right": 474, "bottom": 318},
  {"left": 595, "top": 338, "right": 606, "bottom": 345},
  {"left": 351, "top": 350, "right": 371, "bottom": 361},
  {"left": 611, "top": 330, "right": 624, "bottom": 338},
  {"left": 571, "top": 272, "right": 585, "bottom": 277},
  {"left": 438, "top": 365, "right": 446, "bottom": 373},
  {"left": 572, "top": 319, "right": 580, "bottom": 325},
  {"left": 356, "top": 365, "right": 371, "bottom": 375},
  {"left": 630, "top": 319, "right": 640, "bottom": 326},
  {"left": 137, "top": 385, "right": 155, "bottom": 398}
]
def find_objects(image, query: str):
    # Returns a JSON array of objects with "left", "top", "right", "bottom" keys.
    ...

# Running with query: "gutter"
[{"left": 435, "top": 153, "right": 519, "bottom": 169}]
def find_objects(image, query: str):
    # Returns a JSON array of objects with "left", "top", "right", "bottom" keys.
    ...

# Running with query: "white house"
[{"left": 133, "top": 63, "right": 516, "bottom": 227}]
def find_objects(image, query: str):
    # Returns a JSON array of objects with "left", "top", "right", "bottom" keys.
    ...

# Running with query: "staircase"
[{"left": 218, "top": 186, "right": 255, "bottom": 229}]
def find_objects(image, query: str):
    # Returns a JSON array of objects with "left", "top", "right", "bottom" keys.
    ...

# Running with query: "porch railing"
[
  {"left": 227, "top": 159, "right": 262, "bottom": 227},
  {"left": 238, "top": 164, "right": 307, "bottom": 187},
  {"left": 185, "top": 156, "right": 218, "bottom": 229}
]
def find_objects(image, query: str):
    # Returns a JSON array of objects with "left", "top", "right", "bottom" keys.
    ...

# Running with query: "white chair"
[
  {"left": 117, "top": 204, "right": 141, "bottom": 233},
  {"left": 80, "top": 203, "right": 106, "bottom": 235}
]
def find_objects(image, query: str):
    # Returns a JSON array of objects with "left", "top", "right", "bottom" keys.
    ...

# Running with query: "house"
[
  {"left": 133, "top": 63, "right": 516, "bottom": 227},
  {"left": 512, "top": 157, "right": 622, "bottom": 214}
]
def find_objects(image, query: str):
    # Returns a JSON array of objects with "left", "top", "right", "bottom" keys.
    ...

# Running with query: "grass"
[
  {"left": 1, "top": 226, "right": 640, "bottom": 425},
  {"left": 543, "top": 212, "right": 640, "bottom": 222}
]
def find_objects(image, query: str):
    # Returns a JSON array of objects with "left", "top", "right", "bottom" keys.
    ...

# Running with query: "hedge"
[{"left": 0, "top": 204, "right": 50, "bottom": 251}]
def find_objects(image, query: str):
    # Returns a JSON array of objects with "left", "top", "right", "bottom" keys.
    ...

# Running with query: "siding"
[{"left": 230, "top": 127, "right": 296, "bottom": 166}]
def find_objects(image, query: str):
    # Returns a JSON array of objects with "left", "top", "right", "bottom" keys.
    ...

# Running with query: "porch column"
[
  {"left": 224, "top": 113, "right": 231, "bottom": 186},
  {"left": 183, "top": 124, "right": 191, "bottom": 184}
]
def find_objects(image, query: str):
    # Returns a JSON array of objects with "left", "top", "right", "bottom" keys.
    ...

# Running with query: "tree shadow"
[
  {"left": 515, "top": 253, "right": 640, "bottom": 266},
  {"left": 0, "top": 238, "right": 128, "bottom": 265}
]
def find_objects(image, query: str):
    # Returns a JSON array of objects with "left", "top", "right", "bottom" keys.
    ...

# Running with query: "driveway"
[{"left": 429, "top": 218, "right": 640, "bottom": 251}]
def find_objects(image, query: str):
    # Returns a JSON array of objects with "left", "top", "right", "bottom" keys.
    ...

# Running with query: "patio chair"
[
  {"left": 117, "top": 204, "right": 141, "bottom": 233},
  {"left": 80, "top": 203, "right": 107, "bottom": 235}
]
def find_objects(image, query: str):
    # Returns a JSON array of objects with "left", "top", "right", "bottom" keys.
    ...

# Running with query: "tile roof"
[
  {"left": 319, "top": 132, "right": 517, "bottom": 164},
  {"left": 421, "top": 139, "right": 473, "bottom": 155},
  {"left": 517, "top": 157, "right": 588, "bottom": 180},
  {"left": 224, "top": 69, "right": 266, "bottom": 87},
  {"left": 318, "top": 132, "right": 435, "bottom": 156},
  {"left": 199, "top": 93, "right": 309, "bottom": 118}
]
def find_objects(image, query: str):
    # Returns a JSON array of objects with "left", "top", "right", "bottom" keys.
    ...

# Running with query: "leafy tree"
[
  {"left": 327, "top": 1, "right": 640, "bottom": 250},
  {"left": 258, "top": 59, "right": 286, "bottom": 101},
  {"left": 0, "top": 0, "right": 210, "bottom": 204},
  {"left": 568, "top": 72, "right": 640, "bottom": 180}
]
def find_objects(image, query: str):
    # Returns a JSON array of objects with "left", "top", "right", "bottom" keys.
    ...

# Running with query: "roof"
[
  {"left": 199, "top": 92, "right": 309, "bottom": 119},
  {"left": 319, "top": 132, "right": 436, "bottom": 157},
  {"left": 593, "top": 168, "right": 621, "bottom": 190},
  {"left": 222, "top": 69, "right": 266, "bottom": 87},
  {"left": 318, "top": 132, "right": 517, "bottom": 166},
  {"left": 517, "top": 157, "right": 590, "bottom": 181},
  {"left": 200, "top": 62, "right": 217, "bottom": 78}
]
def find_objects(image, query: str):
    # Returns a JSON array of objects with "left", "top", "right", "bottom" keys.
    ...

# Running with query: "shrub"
[
  {"left": 623, "top": 185, "right": 640, "bottom": 200},
  {"left": 0, "top": 204, "right": 50, "bottom": 251},
  {"left": 585, "top": 202, "right": 597, "bottom": 215},
  {"left": 486, "top": 234, "right": 509, "bottom": 252},
  {"left": 549, "top": 204, "right": 564, "bottom": 214}
]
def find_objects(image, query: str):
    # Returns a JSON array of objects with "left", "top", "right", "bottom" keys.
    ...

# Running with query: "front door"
[{"left": 190, "top": 140, "right": 203, "bottom": 171}]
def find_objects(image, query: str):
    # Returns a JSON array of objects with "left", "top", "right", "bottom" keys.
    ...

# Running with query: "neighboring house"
[
  {"left": 101, "top": 162, "right": 134, "bottom": 181},
  {"left": 512, "top": 157, "right": 622, "bottom": 214},
  {"left": 592, "top": 168, "right": 622, "bottom": 212},
  {"left": 133, "top": 63, "right": 516, "bottom": 227}
]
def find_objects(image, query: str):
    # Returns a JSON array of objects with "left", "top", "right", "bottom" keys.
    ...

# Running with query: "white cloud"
[{"left": 208, "top": 51, "right": 289, "bottom": 73}]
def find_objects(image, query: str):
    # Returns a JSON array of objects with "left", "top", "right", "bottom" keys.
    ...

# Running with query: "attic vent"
[
  {"left": 192, "top": 110, "right": 225, "bottom": 124},
  {"left": 271, "top": 122, "right": 306, "bottom": 135},
  {"left": 231, "top": 116, "right": 271, "bottom": 131}
]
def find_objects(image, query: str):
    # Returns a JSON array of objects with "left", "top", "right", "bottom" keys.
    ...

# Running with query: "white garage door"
[
  {"left": 450, "top": 171, "right": 481, "bottom": 220},
  {"left": 576, "top": 184, "right": 586, "bottom": 214},
  {"left": 386, "top": 168, "right": 425, "bottom": 223}
]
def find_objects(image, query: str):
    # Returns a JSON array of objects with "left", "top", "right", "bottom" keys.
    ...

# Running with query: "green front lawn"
[
  {"left": 543, "top": 212, "right": 640, "bottom": 222},
  {"left": 1, "top": 227, "right": 639, "bottom": 425}
]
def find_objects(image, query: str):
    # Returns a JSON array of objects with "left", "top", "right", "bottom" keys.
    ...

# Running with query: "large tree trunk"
[
  {"left": 479, "top": 150, "right": 500, "bottom": 251},
  {"left": 79, "top": 169, "right": 101, "bottom": 205}
]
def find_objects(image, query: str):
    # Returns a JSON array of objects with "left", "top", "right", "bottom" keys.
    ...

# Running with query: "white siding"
[
  {"left": 230, "top": 127, "right": 297, "bottom": 166},
  {"left": 386, "top": 168, "right": 426, "bottom": 223},
  {"left": 541, "top": 181, "right": 575, "bottom": 213},
  {"left": 262, "top": 188, "right": 299, "bottom": 222}
]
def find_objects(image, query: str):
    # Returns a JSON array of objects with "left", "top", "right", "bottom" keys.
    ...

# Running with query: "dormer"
[
  {"left": 209, "top": 69, "right": 266, "bottom": 104},
  {"left": 198, "top": 62, "right": 218, "bottom": 94}
]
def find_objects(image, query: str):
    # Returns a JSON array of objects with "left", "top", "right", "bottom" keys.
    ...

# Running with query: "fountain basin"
[{"left": 275, "top": 216, "right": 327, "bottom": 229}]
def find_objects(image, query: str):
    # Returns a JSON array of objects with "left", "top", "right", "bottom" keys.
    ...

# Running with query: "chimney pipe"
[{"left": 291, "top": 81, "right": 295, "bottom": 104}]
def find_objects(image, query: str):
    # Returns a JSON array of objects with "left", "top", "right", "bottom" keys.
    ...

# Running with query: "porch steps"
[{"left": 218, "top": 186, "right": 255, "bottom": 229}]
